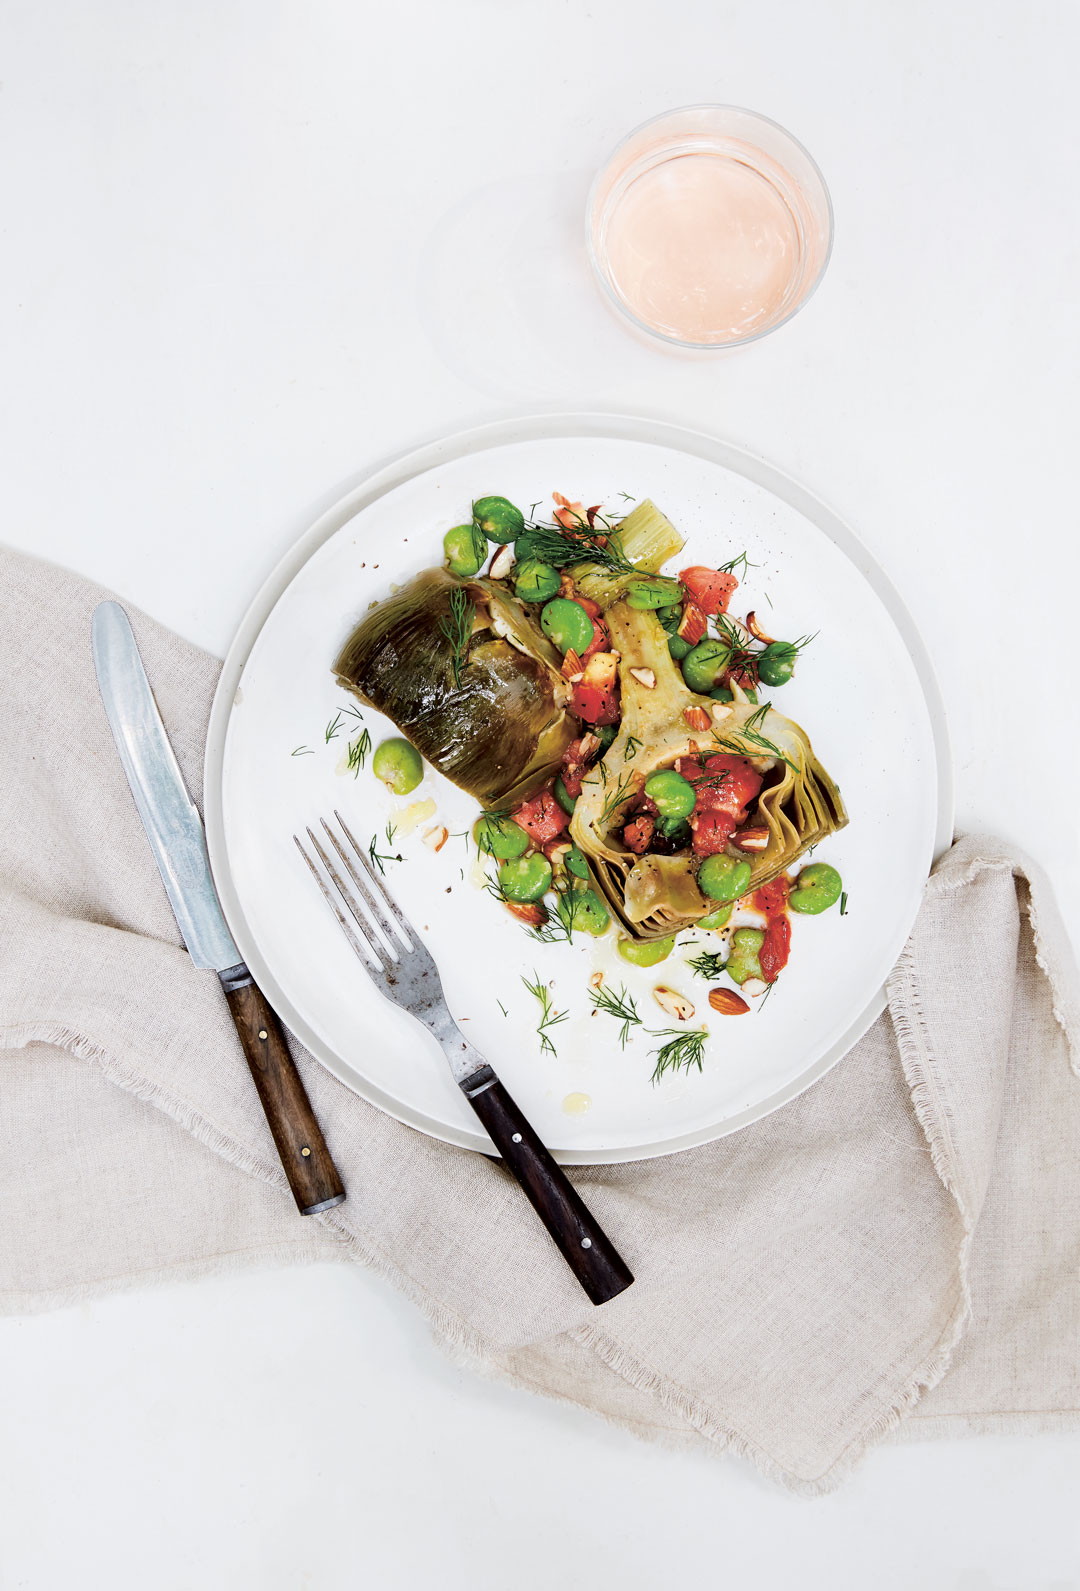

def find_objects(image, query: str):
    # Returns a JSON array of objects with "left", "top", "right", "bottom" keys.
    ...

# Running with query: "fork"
[{"left": 295, "top": 810, "right": 635, "bottom": 1306}]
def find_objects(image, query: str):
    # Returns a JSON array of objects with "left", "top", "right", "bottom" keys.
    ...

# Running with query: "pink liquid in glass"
[
  {"left": 604, "top": 154, "right": 800, "bottom": 343},
  {"left": 589, "top": 109, "right": 833, "bottom": 349}
]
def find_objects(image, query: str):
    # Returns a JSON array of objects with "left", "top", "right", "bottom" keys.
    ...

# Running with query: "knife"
[{"left": 91, "top": 600, "right": 345, "bottom": 1216}]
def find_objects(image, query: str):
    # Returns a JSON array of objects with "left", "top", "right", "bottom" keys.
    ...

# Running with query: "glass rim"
[{"left": 585, "top": 103, "right": 836, "bottom": 352}]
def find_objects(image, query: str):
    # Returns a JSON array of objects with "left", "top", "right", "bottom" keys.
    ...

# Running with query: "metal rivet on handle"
[
  {"left": 301, "top": 1146, "right": 311, "bottom": 1157},
  {"left": 581, "top": 1238, "right": 592, "bottom": 1249},
  {"left": 258, "top": 1030, "right": 268, "bottom": 1040},
  {"left": 511, "top": 1133, "right": 522, "bottom": 1143}
]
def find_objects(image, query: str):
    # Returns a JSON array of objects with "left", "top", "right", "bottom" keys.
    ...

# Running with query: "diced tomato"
[
  {"left": 690, "top": 809, "right": 738, "bottom": 857},
  {"left": 570, "top": 650, "right": 620, "bottom": 726},
  {"left": 753, "top": 876, "right": 790, "bottom": 917},
  {"left": 581, "top": 616, "right": 610, "bottom": 661},
  {"left": 575, "top": 596, "right": 602, "bottom": 621},
  {"left": 623, "top": 814, "right": 655, "bottom": 854},
  {"left": 692, "top": 755, "right": 762, "bottom": 819},
  {"left": 726, "top": 665, "right": 759, "bottom": 691},
  {"left": 560, "top": 734, "right": 600, "bottom": 798},
  {"left": 512, "top": 787, "right": 569, "bottom": 845},
  {"left": 680, "top": 566, "right": 738, "bottom": 615},
  {"left": 676, "top": 755, "right": 703, "bottom": 781},
  {"left": 760, "top": 914, "right": 791, "bottom": 982}
]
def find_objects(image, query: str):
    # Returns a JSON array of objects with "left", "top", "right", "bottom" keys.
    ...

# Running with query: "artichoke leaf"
[
  {"left": 570, "top": 602, "right": 848, "bottom": 940},
  {"left": 333, "top": 567, "right": 576, "bottom": 808}
]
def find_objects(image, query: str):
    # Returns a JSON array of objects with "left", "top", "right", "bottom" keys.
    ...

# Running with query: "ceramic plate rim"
[{"left": 204, "top": 412, "right": 954, "bottom": 1164}]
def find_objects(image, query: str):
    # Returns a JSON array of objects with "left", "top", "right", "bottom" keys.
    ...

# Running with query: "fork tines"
[{"left": 294, "top": 810, "right": 413, "bottom": 977}]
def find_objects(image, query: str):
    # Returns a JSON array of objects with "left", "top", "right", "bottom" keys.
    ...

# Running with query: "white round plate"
[{"left": 205, "top": 415, "right": 952, "bottom": 1164}]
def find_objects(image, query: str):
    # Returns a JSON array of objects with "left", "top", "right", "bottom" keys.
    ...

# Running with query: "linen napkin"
[{"left": 2, "top": 546, "right": 1078, "bottom": 1494}]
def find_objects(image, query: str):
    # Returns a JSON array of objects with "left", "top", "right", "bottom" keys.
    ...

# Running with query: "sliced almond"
[
  {"left": 421, "top": 824, "right": 449, "bottom": 852},
  {"left": 578, "top": 731, "right": 602, "bottom": 760},
  {"left": 561, "top": 647, "right": 583, "bottom": 679},
  {"left": 741, "top": 977, "right": 769, "bottom": 998},
  {"left": 709, "top": 988, "right": 750, "bottom": 1016},
  {"left": 589, "top": 970, "right": 605, "bottom": 989},
  {"left": 677, "top": 601, "right": 707, "bottom": 645},
  {"left": 505, "top": 900, "right": 547, "bottom": 927},
  {"left": 683, "top": 705, "right": 711, "bottom": 732},
  {"left": 629, "top": 667, "right": 656, "bottom": 690},
  {"left": 745, "top": 610, "right": 776, "bottom": 645},
  {"left": 711, "top": 702, "right": 734, "bottom": 724},
  {"left": 733, "top": 825, "right": 770, "bottom": 851},
  {"left": 652, "top": 985, "right": 694, "bottom": 1021},
  {"left": 567, "top": 671, "right": 584, "bottom": 684},
  {"left": 488, "top": 544, "right": 514, "bottom": 580}
]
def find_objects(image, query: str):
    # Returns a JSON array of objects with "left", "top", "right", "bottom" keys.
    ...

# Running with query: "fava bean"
[
  {"left": 617, "top": 934, "right": 676, "bottom": 967},
  {"left": 556, "top": 886, "right": 610, "bottom": 936},
  {"left": 473, "top": 813, "right": 530, "bottom": 860},
  {"left": 644, "top": 769, "right": 696, "bottom": 821},
  {"left": 726, "top": 927, "right": 765, "bottom": 986},
  {"left": 566, "top": 845, "right": 590, "bottom": 880},
  {"left": 757, "top": 642, "right": 799, "bottom": 687},
  {"left": 554, "top": 776, "right": 577, "bottom": 816},
  {"left": 514, "top": 559, "right": 561, "bottom": 603},
  {"left": 789, "top": 861, "right": 843, "bottom": 914},
  {"left": 697, "top": 853, "right": 752, "bottom": 902},
  {"left": 626, "top": 576, "right": 685, "bottom": 610},
  {"left": 473, "top": 495, "right": 525, "bottom": 543},
  {"left": 668, "top": 634, "right": 692, "bottom": 661},
  {"left": 682, "top": 639, "right": 732, "bottom": 694},
  {"left": 499, "top": 852, "right": 552, "bottom": 902},
  {"left": 541, "top": 597, "right": 594, "bottom": 654},
  {"left": 443, "top": 523, "right": 487, "bottom": 577},
  {"left": 698, "top": 902, "right": 733, "bottom": 930},
  {"left": 371, "top": 737, "right": 423, "bottom": 796}
]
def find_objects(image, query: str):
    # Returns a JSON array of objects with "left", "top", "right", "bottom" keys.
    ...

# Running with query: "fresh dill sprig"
[
  {"left": 600, "top": 770, "right": 637, "bottom": 823},
  {"left": 521, "top": 972, "right": 569, "bottom": 1059},
  {"left": 623, "top": 734, "right": 643, "bottom": 761},
  {"left": 497, "top": 999, "right": 508, "bottom": 1018},
  {"left": 589, "top": 982, "right": 641, "bottom": 1049},
  {"left": 291, "top": 745, "right": 314, "bottom": 757},
  {"left": 325, "top": 710, "right": 345, "bottom": 742},
  {"left": 518, "top": 520, "right": 635, "bottom": 575},
  {"left": 712, "top": 703, "right": 798, "bottom": 773},
  {"left": 526, "top": 880, "right": 576, "bottom": 943},
  {"left": 686, "top": 949, "right": 728, "bottom": 981},
  {"left": 757, "top": 981, "right": 777, "bottom": 1012},
  {"left": 367, "top": 828, "right": 402, "bottom": 875},
  {"left": 840, "top": 891, "right": 849, "bottom": 916},
  {"left": 439, "top": 587, "right": 475, "bottom": 687},
  {"left": 649, "top": 1027, "right": 708, "bottom": 1084},
  {"left": 347, "top": 728, "right": 372, "bottom": 777},
  {"left": 718, "top": 551, "right": 759, "bottom": 580}
]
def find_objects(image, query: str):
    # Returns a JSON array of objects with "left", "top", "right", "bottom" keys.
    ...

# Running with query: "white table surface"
[{"left": 3, "top": 2, "right": 1079, "bottom": 1586}]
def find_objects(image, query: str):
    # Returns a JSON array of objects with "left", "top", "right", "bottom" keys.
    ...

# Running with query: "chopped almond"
[
  {"left": 746, "top": 610, "right": 776, "bottom": 645},
  {"left": 677, "top": 601, "right": 707, "bottom": 645},
  {"left": 709, "top": 988, "right": 750, "bottom": 1015},
  {"left": 683, "top": 705, "right": 711, "bottom": 732},
  {"left": 629, "top": 667, "right": 656, "bottom": 690},
  {"left": 561, "top": 647, "right": 583, "bottom": 679},
  {"left": 421, "top": 824, "right": 449, "bottom": 852},
  {"left": 505, "top": 900, "right": 548, "bottom": 927},
  {"left": 733, "top": 826, "right": 770, "bottom": 852},
  {"left": 652, "top": 985, "right": 695, "bottom": 1021}
]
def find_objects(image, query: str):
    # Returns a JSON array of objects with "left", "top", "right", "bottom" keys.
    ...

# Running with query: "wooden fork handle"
[
  {"left": 462, "top": 1066, "right": 634, "bottom": 1306},
  {"left": 219, "top": 964, "right": 345, "bottom": 1216}
]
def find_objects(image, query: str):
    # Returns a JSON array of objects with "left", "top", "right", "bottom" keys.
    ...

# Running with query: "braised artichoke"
[
  {"left": 570, "top": 603, "right": 847, "bottom": 940},
  {"left": 333, "top": 567, "right": 577, "bottom": 808}
]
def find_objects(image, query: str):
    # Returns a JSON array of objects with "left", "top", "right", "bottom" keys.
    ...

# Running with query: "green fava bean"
[
  {"left": 443, "top": 523, "right": 487, "bottom": 577},
  {"left": 473, "top": 495, "right": 525, "bottom": 543},
  {"left": 757, "top": 642, "right": 798, "bottom": 687},
  {"left": 698, "top": 901, "right": 733, "bottom": 930},
  {"left": 644, "top": 768, "right": 696, "bottom": 821},
  {"left": 726, "top": 927, "right": 765, "bottom": 986},
  {"left": 371, "top": 737, "right": 423, "bottom": 796},
  {"left": 541, "top": 597, "right": 594, "bottom": 655},
  {"left": 474, "top": 813, "right": 530, "bottom": 860},
  {"left": 710, "top": 685, "right": 734, "bottom": 702},
  {"left": 597, "top": 722, "right": 619, "bottom": 753},
  {"left": 682, "top": 638, "right": 732, "bottom": 693},
  {"left": 514, "top": 559, "right": 561, "bottom": 603},
  {"left": 656, "top": 604, "right": 683, "bottom": 634},
  {"left": 697, "top": 853, "right": 753, "bottom": 902},
  {"left": 789, "top": 861, "right": 843, "bottom": 914},
  {"left": 626, "top": 576, "right": 685, "bottom": 611},
  {"left": 499, "top": 852, "right": 552, "bottom": 903},
  {"left": 668, "top": 634, "right": 692, "bottom": 661},
  {"left": 566, "top": 844, "right": 590, "bottom": 880},
  {"left": 554, "top": 776, "right": 577, "bottom": 816},
  {"left": 556, "top": 886, "right": 610, "bottom": 936},
  {"left": 617, "top": 934, "right": 676, "bottom": 967}
]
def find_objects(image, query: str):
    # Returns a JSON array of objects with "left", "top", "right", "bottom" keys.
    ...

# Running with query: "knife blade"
[{"left": 92, "top": 600, "right": 345, "bottom": 1216}]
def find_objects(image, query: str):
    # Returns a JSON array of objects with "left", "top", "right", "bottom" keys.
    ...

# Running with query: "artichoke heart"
[
  {"left": 570, "top": 603, "right": 848, "bottom": 940},
  {"left": 333, "top": 567, "right": 577, "bottom": 808}
]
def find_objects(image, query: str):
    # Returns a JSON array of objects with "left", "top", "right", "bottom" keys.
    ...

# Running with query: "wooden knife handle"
[
  {"left": 462, "top": 1066, "right": 634, "bottom": 1306},
  {"left": 219, "top": 964, "right": 345, "bottom": 1215}
]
